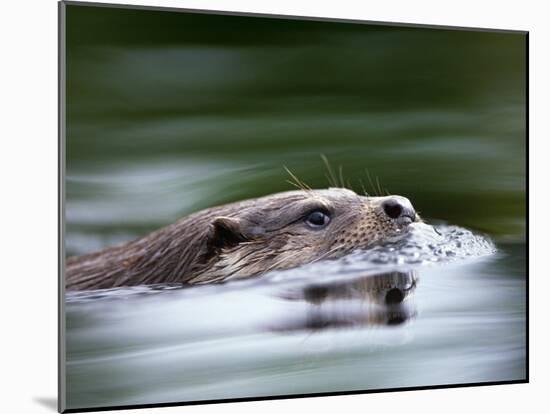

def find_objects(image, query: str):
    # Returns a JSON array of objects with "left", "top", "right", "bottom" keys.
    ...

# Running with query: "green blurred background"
[{"left": 65, "top": 5, "right": 526, "bottom": 255}]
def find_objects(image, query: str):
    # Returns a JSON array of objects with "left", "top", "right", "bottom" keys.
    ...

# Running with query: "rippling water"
[{"left": 65, "top": 224, "right": 525, "bottom": 409}]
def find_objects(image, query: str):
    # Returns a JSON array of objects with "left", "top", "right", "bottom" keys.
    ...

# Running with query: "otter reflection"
[{"left": 273, "top": 271, "right": 417, "bottom": 332}]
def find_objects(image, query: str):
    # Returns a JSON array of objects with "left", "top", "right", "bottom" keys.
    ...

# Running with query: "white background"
[{"left": 0, "top": 0, "right": 545, "bottom": 413}]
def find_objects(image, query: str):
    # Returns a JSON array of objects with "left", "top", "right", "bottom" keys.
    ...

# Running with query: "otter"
[{"left": 66, "top": 188, "right": 419, "bottom": 291}]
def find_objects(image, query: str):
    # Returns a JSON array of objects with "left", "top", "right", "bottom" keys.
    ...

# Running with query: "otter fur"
[{"left": 66, "top": 188, "right": 418, "bottom": 291}]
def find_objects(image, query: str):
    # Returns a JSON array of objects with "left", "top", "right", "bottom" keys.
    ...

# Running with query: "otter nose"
[{"left": 381, "top": 197, "right": 416, "bottom": 222}]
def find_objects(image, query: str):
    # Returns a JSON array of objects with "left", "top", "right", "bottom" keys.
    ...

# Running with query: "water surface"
[{"left": 65, "top": 224, "right": 525, "bottom": 409}]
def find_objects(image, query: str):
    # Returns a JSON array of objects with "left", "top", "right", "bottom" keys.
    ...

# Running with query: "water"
[
  {"left": 63, "top": 4, "right": 526, "bottom": 411},
  {"left": 65, "top": 224, "right": 525, "bottom": 409}
]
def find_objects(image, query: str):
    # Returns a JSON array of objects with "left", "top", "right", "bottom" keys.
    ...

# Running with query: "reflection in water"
[
  {"left": 274, "top": 272, "right": 417, "bottom": 331},
  {"left": 299, "top": 271, "right": 417, "bottom": 304}
]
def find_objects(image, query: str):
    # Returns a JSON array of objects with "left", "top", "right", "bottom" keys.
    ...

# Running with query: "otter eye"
[{"left": 305, "top": 210, "right": 331, "bottom": 228}]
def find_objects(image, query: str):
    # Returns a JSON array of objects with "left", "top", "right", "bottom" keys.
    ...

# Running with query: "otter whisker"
[
  {"left": 321, "top": 154, "right": 338, "bottom": 188},
  {"left": 309, "top": 244, "right": 346, "bottom": 264},
  {"left": 365, "top": 169, "right": 378, "bottom": 196},
  {"left": 283, "top": 166, "right": 312, "bottom": 191},
  {"left": 324, "top": 173, "right": 336, "bottom": 188},
  {"left": 338, "top": 165, "right": 345, "bottom": 188},
  {"left": 375, "top": 176, "right": 383, "bottom": 196},
  {"left": 286, "top": 179, "right": 309, "bottom": 191},
  {"left": 261, "top": 250, "right": 305, "bottom": 275},
  {"left": 359, "top": 179, "right": 369, "bottom": 196}
]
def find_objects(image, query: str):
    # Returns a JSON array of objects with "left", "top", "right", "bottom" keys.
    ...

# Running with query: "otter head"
[{"left": 194, "top": 188, "right": 419, "bottom": 283}]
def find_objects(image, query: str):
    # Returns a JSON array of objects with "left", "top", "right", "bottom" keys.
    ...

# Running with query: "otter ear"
[{"left": 207, "top": 216, "right": 250, "bottom": 251}]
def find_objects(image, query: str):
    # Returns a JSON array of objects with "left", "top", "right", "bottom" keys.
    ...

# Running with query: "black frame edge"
[
  {"left": 62, "top": 0, "right": 528, "bottom": 35},
  {"left": 63, "top": 380, "right": 528, "bottom": 413},
  {"left": 58, "top": 1, "right": 67, "bottom": 413},
  {"left": 525, "top": 31, "right": 529, "bottom": 383}
]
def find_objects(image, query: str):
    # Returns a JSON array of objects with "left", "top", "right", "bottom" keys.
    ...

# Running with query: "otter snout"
[{"left": 381, "top": 196, "right": 417, "bottom": 225}]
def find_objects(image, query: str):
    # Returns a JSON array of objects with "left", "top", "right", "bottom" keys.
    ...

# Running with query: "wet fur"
[{"left": 66, "top": 189, "right": 412, "bottom": 291}]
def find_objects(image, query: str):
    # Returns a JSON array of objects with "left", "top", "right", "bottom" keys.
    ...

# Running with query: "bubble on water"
[{"left": 346, "top": 223, "right": 495, "bottom": 267}]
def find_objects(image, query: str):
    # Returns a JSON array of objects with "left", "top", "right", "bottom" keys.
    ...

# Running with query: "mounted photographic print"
[{"left": 58, "top": 1, "right": 528, "bottom": 412}]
